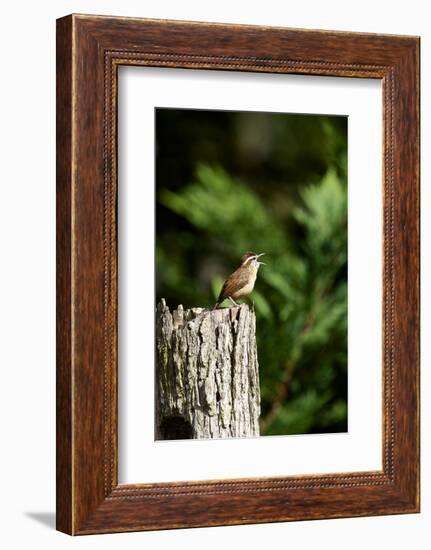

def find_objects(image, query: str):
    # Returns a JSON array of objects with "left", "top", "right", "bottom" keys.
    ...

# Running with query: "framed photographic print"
[{"left": 56, "top": 14, "right": 420, "bottom": 535}]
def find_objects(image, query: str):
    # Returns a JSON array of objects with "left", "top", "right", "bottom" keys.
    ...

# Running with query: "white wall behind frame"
[{"left": 118, "top": 66, "right": 383, "bottom": 484}]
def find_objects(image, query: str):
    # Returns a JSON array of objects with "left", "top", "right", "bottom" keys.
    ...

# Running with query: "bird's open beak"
[{"left": 257, "top": 253, "right": 266, "bottom": 265}]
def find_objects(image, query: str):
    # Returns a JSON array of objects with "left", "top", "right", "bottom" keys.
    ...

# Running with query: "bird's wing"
[{"left": 218, "top": 268, "right": 250, "bottom": 302}]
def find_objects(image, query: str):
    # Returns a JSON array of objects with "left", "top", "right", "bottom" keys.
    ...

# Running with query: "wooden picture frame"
[{"left": 56, "top": 14, "right": 420, "bottom": 535}]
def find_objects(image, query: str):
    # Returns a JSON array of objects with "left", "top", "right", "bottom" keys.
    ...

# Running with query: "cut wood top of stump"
[{"left": 156, "top": 299, "right": 250, "bottom": 330}]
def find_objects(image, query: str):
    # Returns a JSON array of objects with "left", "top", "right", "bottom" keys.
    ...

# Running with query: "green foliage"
[
  {"left": 156, "top": 110, "right": 347, "bottom": 436},
  {"left": 160, "top": 164, "right": 287, "bottom": 256}
]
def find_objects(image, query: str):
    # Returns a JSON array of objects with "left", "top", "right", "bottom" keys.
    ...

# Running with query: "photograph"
[{"left": 155, "top": 107, "right": 348, "bottom": 440}]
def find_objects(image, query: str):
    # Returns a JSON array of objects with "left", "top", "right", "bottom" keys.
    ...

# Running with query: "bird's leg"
[{"left": 229, "top": 296, "right": 239, "bottom": 307}]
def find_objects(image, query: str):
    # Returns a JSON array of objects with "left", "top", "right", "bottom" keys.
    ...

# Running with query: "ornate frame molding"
[{"left": 57, "top": 14, "right": 419, "bottom": 534}]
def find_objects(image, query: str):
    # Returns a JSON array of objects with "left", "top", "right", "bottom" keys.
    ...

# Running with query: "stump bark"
[{"left": 155, "top": 299, "right": 261, "bottom": 440}]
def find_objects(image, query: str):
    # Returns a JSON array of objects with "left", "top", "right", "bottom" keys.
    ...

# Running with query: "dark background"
[{"left": 155, "top": 107, "right": 348, "bottom": 436}]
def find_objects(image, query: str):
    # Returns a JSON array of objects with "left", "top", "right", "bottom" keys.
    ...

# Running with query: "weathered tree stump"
[{"left": 155, "top": 299, "right": 261, "bottom": 440}]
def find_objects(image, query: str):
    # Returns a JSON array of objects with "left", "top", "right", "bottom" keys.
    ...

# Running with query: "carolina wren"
[{"left": 214, "top": 252, "right": 265, "bottom": 308}]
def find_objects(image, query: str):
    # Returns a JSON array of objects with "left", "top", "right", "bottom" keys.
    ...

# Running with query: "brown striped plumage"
[{"left": 214, "top": 252, "right": 265, "bottom": 308}]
